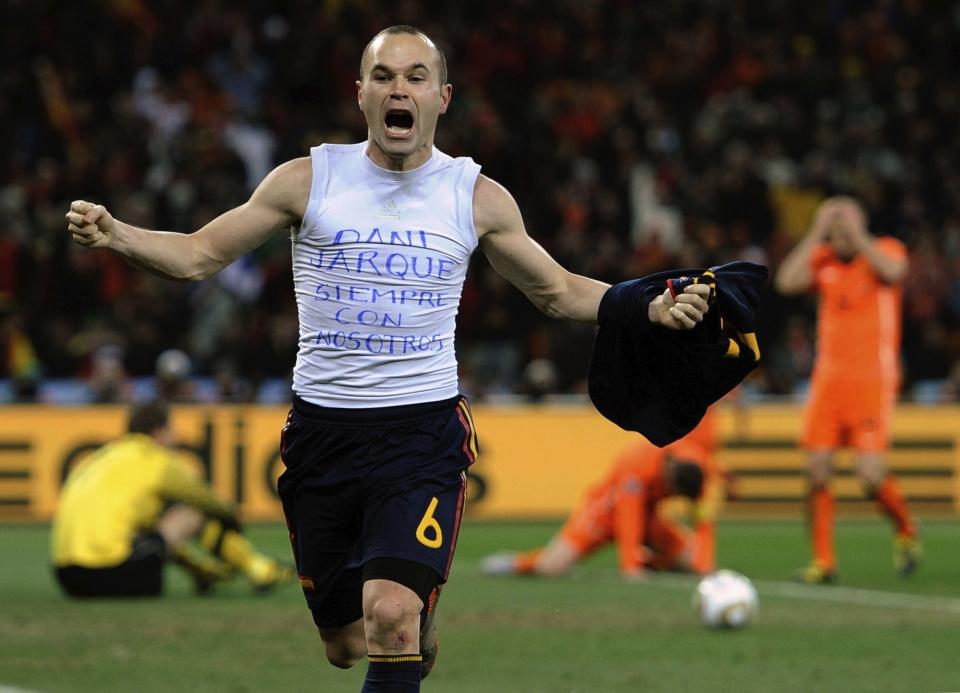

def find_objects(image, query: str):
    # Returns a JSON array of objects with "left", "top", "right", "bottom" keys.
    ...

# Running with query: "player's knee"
[
  {"left": 318, "top": 622, "right": 366, "bottom": 668},
  {"left": 364, "top": 596, "right": 420, "bottom": 650},
  {"left": 324, "top": 642, "right": 363, "bottom": 669},
  {"left": 806, "top": 452, "right": 832, "bottom": 485}
]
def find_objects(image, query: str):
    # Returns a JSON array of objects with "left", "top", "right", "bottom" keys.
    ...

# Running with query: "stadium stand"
[{"left": 2, "top": 1, "right": 959, "bottom": 403}]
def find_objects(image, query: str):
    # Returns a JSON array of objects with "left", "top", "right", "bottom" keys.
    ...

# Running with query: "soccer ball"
[{"left": 693, "top": 569, "right": 758, "bottom": 629}]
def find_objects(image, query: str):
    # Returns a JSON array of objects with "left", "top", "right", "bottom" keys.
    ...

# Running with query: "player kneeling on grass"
[
  {"left": 51, "top": 399, "right": 294, "bottom": 598},
  {"left": 481, "top": 438, "right": 719, "bottom": 581}
]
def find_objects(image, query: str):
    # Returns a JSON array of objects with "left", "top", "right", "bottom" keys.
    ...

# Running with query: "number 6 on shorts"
[{"left": 416, "top": 497, "right": 443, "bottom": 548}]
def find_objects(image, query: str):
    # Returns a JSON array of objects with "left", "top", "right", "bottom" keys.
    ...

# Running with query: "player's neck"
[{"left": 365, "top": 140, "right": 434, "bottom": 171}]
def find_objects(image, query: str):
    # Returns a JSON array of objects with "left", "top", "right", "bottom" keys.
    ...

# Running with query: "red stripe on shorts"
[{"left": 443, "top": 472, "right": 467, "bottom": 580}]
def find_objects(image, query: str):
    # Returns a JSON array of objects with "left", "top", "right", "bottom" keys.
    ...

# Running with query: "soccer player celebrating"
[
  {"left": 775, "top": 196, "right": 919, "bottom": 583},
  {"left": 52, "top": 399, "right": 294, "bottom": 597},
  {"left": 480, "top": 436, "right": 719, "bottom": 580},
  {"left": 65, "top": 26, "right": 711, "bottom": 691}
]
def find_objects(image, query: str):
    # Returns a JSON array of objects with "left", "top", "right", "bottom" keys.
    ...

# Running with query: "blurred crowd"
[{"left": 2, "top": 0, "right": 960, "bottom": 404}]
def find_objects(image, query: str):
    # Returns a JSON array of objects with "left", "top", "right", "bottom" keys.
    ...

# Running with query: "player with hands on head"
[
  {"left": 67, "top": 25, "right": 710, "bottom": 691},
  {"left": 775, "top": 195, "right": 917, "bottom": 584}
]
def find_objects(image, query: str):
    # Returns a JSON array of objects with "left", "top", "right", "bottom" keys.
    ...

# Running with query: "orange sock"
[
  {"left": 513, "top": 549, "right": 541, "bottom": 575},
  {"left": 809, "top": 485, "right": 835, "bottom": 571},
  {"left": 872, "top": 476, "right": 916, "bottom": 539}
]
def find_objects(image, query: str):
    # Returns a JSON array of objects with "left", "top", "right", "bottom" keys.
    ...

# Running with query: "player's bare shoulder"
[
  {"left": 472, "top": 174, "right": 522, "bottom": 241},
  {"left": 255, "top": 156, "right": 313, "bottom": 223}
]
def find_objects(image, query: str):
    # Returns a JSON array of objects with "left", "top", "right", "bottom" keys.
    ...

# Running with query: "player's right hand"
[
  {"left": 648, "top": 283, "right": 710, "bottom": 330},
  {"left": 809, "top": 199, "right": 841, "bottom": 238},
  {"left": 66, "top": 200, "right": 115, "bottom": 249}
]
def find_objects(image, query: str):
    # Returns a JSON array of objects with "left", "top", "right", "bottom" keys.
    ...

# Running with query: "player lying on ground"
[
  {"left": 52, "top": 399, "right": 294, "bottom": 597},
  {"left": 481, "top": 437, "right": 720, "bottom": 581}
]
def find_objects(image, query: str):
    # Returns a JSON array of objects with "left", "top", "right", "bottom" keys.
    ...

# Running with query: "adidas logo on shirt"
[{"left": 379, "top": 200, "right": 401, "bottom": 219}]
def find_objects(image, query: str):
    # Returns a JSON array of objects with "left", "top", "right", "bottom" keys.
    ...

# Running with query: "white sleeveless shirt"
[{"left": 291, "top": 142, "right": 481, "bottom": 407}]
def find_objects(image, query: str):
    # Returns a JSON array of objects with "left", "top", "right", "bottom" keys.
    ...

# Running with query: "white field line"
[
  {"left": 645, "top": 573, "right": 960, "bottom": 614},
  {"left": 754, "top": 579, "right": 960, "bottom": 614},
  {"left": 0, "top": 686, "right": 44, "bottom": 693}
]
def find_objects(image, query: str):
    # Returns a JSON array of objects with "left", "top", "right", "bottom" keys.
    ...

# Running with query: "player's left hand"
[{"left": 648, "top": 284, "right": 710, "bottom": 330}]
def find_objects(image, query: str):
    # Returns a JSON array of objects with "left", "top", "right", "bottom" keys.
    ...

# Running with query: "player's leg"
[
  {"left": 528, "top": 534, "right": 585, "bottom": 576},
  {"left": 798, "top": 381, "right": 840, "bottom": 583},
  {"left": 359, "top": 478, "right": 466, "bottom": 689},
  {"left": 357, "top": 398, "right": 477, "bottom": 688},
  {"left": 851, "top": 383, "right": 920, "bottom": 576},
  {"left": 479, "top": 532, "right": 586, "bottom": 577},
  {"left": 319, "top": 617, "right": 367, "bottom": 668},
  {"left": 802, "top": 450, "right": 837, "bottom": 582},
  {"left": 158, "top": 504, "right": 234, "bottom": 593},
  {"left": 480, "top": 492, "right": 607, "bottom": 577},
  {"left": 857, "top": 452, "right": 920, "bottom": 576},
  {"left": 275, "top": 401, "right": 369, "bottom": 669},
  {"left": 196, "top": 518, "right": 295, "bottom": 592},
  {"left": 361, "top": 574, "right": 429, "bottom": 690}
]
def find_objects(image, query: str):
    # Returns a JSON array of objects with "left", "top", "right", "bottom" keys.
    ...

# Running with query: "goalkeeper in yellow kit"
[{"left": 51, "top": 399, "right": 294, "bottom": 597}]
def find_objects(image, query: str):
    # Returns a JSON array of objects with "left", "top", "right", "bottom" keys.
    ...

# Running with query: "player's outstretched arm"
[
  {"left": 65, "top": 158, "right": 311, "bottom": 281},
  {"left": 474, "top": 175, "right": 709, "bottom": 328}
]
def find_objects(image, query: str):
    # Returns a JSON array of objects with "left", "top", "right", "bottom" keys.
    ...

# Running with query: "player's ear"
[
  {"left": 439, "top": 83, "right": 452, "bottom": 115},
  {"left": 356, "top": 80, "right": 363, "bottom": 110}
]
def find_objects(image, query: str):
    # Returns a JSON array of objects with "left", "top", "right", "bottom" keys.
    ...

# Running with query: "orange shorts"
[
  {"left": 802, "top": 377, "right": 896, "bottom": 453},
  {"left": 559, "top": 500, "right": 690, "bottom": 563}
]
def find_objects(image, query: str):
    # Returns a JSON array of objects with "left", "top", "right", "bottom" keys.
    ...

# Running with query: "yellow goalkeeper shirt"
[{"left": 51, "top": 433, "right": 234, "bottom": 568}]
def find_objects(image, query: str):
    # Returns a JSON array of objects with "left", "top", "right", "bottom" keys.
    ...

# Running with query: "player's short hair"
[
  {"left": 128, "top": 399, "right": 170, "bottom": 435},
  {"left": 671, "top": 459, "right": 705, "bottom": 499},
  {"left": 828, "top": 194, "right": 868, "bottom": 220},
  {"left": 361, "top": 25, "right": 448, "bottom": 85}
]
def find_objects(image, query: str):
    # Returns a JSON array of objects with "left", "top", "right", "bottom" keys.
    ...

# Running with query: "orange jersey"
[
  {"left": 809, "top": 238, "right": 906, "bottom": 383},
  {"left": 683, "top": 406, "right": 719, "bottom": 455},
  {"left": 560, "top": 438, "right": 715, "bottom": 573}
]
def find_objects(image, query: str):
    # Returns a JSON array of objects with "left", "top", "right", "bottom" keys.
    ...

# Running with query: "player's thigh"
[
  {"left": 801, "top": 381, "right": 843, "bottom": 451},
  {"left": 360, "top": 467, "right": 469, "bottom": 583},
  {"left": 847, "top": 383, "right": 896, "bottom": 454},
  {"left": 276, "top": 414, "right": 367, "bottom": 626}
]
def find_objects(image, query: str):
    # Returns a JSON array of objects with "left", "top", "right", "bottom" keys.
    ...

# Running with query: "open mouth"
[{"left": 384, "top": 110, "right": 414, "bottom": 137}]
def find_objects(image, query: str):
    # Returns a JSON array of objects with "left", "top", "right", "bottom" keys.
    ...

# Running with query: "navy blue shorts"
[{"left": 277, "top": 395, "right": 477, "bottom": 628}]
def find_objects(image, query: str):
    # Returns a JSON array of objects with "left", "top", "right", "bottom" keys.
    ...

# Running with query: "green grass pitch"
[{"left": 2, "top": 519, "right": 958, "bottom": 692}]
